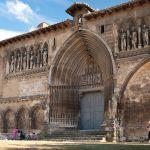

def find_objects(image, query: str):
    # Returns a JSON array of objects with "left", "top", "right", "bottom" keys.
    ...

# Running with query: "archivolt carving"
[{"left": 8, "top": 41, "right": 49, "bottom": 74}]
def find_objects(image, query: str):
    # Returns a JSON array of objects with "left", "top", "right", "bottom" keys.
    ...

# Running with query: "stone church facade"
[{"left": 0, "top": 0, "right": 149, "bottom": 141}]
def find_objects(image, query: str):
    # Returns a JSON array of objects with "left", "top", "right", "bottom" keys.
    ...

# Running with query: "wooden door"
[{"left": 80, "top": 92, "right": 104, "bottom": 130}]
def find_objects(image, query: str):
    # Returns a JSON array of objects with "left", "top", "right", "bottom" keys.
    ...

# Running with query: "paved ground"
[{"left": 0, "top": 140, "right": 150, "bottom": 150}]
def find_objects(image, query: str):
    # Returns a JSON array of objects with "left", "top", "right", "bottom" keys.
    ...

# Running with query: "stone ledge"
[
  {"left": 5, "top": 66, "right": 50, "bottom": 80},
  {"left": 0, "top": 94, "right": 48, "bottom": 104},
  {"left": 114, "top": 47, "right": 150, "bottom": 59}
]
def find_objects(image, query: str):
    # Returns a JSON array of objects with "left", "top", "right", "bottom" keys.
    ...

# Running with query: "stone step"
[
  {"left": 51, "top": 134, "right": 105, "bottom": 138},
  {"left": 49, "top": 130, "right": 106, "bottom": 141},
  {"left": 49, "top": 136, "right": 105, "bottom": 141},
  {"left": 52, "top": 130, "right": 106, "bottom": 136}
]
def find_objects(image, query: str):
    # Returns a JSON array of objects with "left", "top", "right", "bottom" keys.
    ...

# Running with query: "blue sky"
[{"left": 0, "top": 0, "right": 130, "bottom": 41}]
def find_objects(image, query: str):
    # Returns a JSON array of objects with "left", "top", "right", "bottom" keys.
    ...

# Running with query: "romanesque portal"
[{"left": 0, "top": 0, "right": 149, "bottom": 142}]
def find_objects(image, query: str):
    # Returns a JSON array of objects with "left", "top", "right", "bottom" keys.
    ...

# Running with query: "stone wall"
[
  {"left": 123, "top": 62, "right": 150, "bottom": 140},
  {"left": 0, "top": 26, "right": 72, "bottom": 132},
  {"left": 84, "top": 3, "right": 150, "bottom": 53},
  {"left": 3, "top": 73, "right": 48, "bottom": 98},
  {"left": 0, "top": 1, "right": 149, "bottom": 139}
]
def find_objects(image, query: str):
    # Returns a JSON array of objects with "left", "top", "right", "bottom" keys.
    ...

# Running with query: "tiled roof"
[
  {"left": 84, "top": 0, "right": 149, "bottom": 20},
  {"left": 66, "top": 2, "right": 95, "bottom": 17},
  {"left": 0, "top": 19, "right": 72, "bottom": 47}
]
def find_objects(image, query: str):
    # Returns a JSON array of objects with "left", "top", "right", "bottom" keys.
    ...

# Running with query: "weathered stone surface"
[{"left": 0, "top": 0, "right": 149, "bottom": 142}]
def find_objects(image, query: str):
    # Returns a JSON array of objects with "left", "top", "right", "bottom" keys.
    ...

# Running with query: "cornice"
[
  {"left": 5, "top": 66, "right": 50, "bottom": 80},
  {"left": 114, "top": 47, "right": 150, "bottom": 59},
  {"left": 0, "top": 94, "right": 48, "bottom": 104}
]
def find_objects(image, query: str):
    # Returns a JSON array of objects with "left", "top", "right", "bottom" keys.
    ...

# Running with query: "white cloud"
[
  {"left": 6, "top": 0, "right": 44, "bottom": 24},
  {"left": 0, "top": 29, "right": 22, "bottom": 41}
]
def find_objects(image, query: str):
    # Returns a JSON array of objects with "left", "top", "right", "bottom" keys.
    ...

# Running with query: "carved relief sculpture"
[
  {"left": 34, "top": 43, "right": 42, "bottom": 68},
  {"left": 22, "top": 50, "right": 27, "bottom": 71},
  {"left": 16, "top": 50, "right": 21, "bottom": 72},
  {"left": 29, "top": 48, "right": 34, "bottom": 69},
  {"left": 38, "top": 43, "right": 43, "bottom": 68},
  {"left": 117, "top": 19, "right": 150, "bottom": 52},
  {"left": 81, "top": 61, "right": 102, "bottom": 86},
  {"left": 131, "top": 31, "right": 138, "bottom": 49},
  {"left": 10, "top": 53, "right": 15, "bottom": 73},
  {"left": 34, "top": 45, "right": 37, "bottom": 68},
  {"left": 143, "top": 25, "right": 149, "bottom": 47},
  {"left": 43, "top": 43, "right": 48, "bottom": 66},
  {"left": 8, "top": 41, "right": 49, "bottom": 74},
  {"left": 121, "top": 31, "right": 127, "bottom": 51},
  {"left": 44, "top": 103, "right": 49, "bottom": 123},
  {"left": 127, "top": 30, "right": 131, "bottom": 50}
]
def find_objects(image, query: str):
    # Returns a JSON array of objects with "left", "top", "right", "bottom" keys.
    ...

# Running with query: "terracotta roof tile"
[
  {"left": 66, "top": 2, "right": 95, "bottom": 17},
  {"left": 0, "top": 19, "right": 72, "bottom": 47},
  {"left": 84, "top": 0, "right": 149, "bottom": 20}
]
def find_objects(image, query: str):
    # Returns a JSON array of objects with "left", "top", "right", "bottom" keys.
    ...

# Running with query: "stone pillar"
[
  {"left": 42, "top": 102, "right": 50, "bottom": 133},
  {"left": 111, "top": 96, "right": 118, "bottom": 142},
  {"left": 118, "top": 113, "right": 125, "bottom": 142},
  {"left": 138, "top": 26, "right": 142, "bottom": 49},
  {"left": 114, "top": 25, "right": 120, "bottom": 53},
  {"left": 28, "top": 117, "right": 32, "bottom": 131}
]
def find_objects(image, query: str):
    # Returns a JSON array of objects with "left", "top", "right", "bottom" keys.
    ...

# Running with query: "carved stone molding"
[
  {"left": 114, "top": 47, "right": 150, "bottom": 59},
  {"left": 7, "top": 41, "right": 49, "bottom": 75},
  {"left": 5, "top": 66, "right": 50, "bottom": 80},
  {"left": 116, "top": 20, "right": 150, "bottom": 53},
  {"left": 0, "top": 94, "right": 48, "bottom": 104}
]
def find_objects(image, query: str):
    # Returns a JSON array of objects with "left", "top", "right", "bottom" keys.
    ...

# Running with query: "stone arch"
[
  {"left": 3, "top": 108, "right": 15, "bottom": 133},
  {"left": 49, "top": 29, "right": 116, "bottom": 113},
  {"left": 30, "top": 104, "right": 44, "bottom": 130},
  {"left": 119, "top": 58, "right": 150, "bottom": 104},
  {"left": 119, "top": 58, "right": 150, "bottom": 139},
  {"left": 16, "top": 106, "right": 29, "bottom": 130}
]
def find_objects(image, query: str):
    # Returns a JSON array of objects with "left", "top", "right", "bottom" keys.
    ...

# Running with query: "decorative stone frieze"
[
  {"left": 8, "top": 42, "right": 49, "bottom": 75},
  {"left": 5, "top": 66, "right": 49, "bottom": 80},
  {"left": 117, "top": 24, "right": 150, "bottom": 52},
  {"left": 0, "top": 94, "right": 48, "bottom": 104}
]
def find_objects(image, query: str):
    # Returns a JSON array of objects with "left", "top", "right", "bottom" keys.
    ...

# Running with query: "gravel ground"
[{"left": 0, "top": 140, "right": 149, "bottom": 150}]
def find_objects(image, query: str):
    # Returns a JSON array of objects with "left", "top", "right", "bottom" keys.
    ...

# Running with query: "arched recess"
[
  {"left": 16, "top": 106, "right": 29, "bottom": 130},
  {"left": 50, "top": 29, "right": 116, "bottom": 84},
  {"left": 0, "top": 111, "right": 4, "bottom": 132},
  {"left": 30, "top": 104, "right": 44, "bottom": 130},
  {"left": 119, "top": 58, "right": 150, "bottom": 104},
  {"left": 49, "top": 29, "right": 116, "bottom": 129},
  {"left": 119, "top": 58, "right": 150, "bottom": 139},
  {"left": 4, "top": 108, "right": 15, "bottom": 133}
]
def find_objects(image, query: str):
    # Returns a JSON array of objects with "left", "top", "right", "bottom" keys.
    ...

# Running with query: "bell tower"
[{"left": 66, "top": 3, "right": 94, "bottom": 30}]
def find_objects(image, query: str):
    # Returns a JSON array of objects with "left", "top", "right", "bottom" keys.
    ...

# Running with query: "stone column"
[
  {"left": 28, "top": 117, "right": 32, "bottom": 131},
  {"left": 114, "top": 25, "right": 120, "bottom": 53},
  {"left": 127, "top": 30, "right": 131, "bottom": 50},
  {"left": 42, "top": 102, "right": 50, "bottom": 133},
  {"left": 138, "top": 26, "right": 142, "bottom": 49},
  {"left": 118, "top": 111, "right": 125, "bottom": 142}
]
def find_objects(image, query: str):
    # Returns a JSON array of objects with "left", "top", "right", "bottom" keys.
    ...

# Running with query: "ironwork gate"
[{"left": 49, "top": 85, "right": 79, "bottom": 128}]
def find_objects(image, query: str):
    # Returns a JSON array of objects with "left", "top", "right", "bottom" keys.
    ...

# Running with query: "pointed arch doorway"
[
  {"left": 49, "top": 29, "right": 116, "bottom": 130},
  {"left": 79, "top": 59, "right": 104, "bottom": 130}
]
